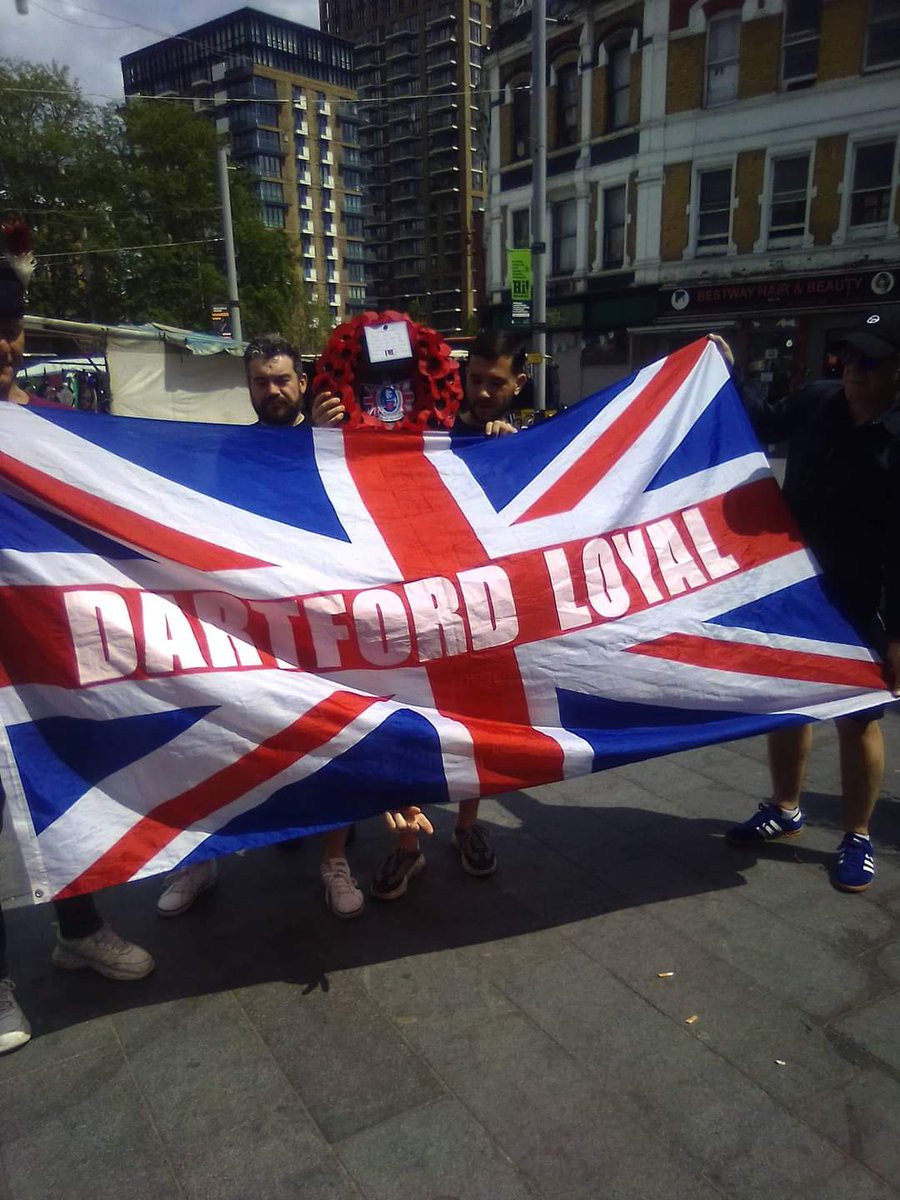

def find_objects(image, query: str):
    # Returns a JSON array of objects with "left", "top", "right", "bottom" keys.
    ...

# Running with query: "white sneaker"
[
  {"left": 0, "top": 978, "right": 31, "bottom": 1054},
  {"left": 52, "top": 924, "right": 155, "bottom": 980},
  {"left": 157, "top": 860, "right": 218, "bottom": 917},
  {"left": 321, "top": 857, "right": 364, "bottom": 919}
]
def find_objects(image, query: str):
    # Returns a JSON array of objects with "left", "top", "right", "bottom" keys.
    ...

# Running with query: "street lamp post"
[{"left": 530, "top": 0, "right": 548, "bottom": 411}]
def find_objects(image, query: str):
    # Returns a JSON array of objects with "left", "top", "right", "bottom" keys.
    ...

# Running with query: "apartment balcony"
[
  {"left": 297, "top": 169, "right": 312, "bottom": 186},
  {"left": 293, "top": 95, "right": 307, "bottom": 111},
  {"left": 295, "top": 119, "right": 308, "bottom": 135},
  {"left": 386, "top": 38, "right": 416, "bottom": 61},
  {"left": 425, "top": 9, "right": 456, "bottom": 28},
  {"left": 428, "top": 94, "right": 459, "bottom": 116},
  {"left": 338, "top": 101, "right": 361, "bottom": 123},
  {"left": 316, "top": 98, "right": 332, "bottom": 116},
  {"left": 304, "top": 269, "right": 318, "bottom": 283}
]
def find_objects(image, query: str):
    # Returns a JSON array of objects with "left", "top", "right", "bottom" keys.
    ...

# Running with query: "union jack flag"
[{"left": 0, "top": 339, "right": 890, "bottom": 901}]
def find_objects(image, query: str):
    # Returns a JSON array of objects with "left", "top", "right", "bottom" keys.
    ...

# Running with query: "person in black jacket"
[{"left": 712, "top": 314, "right": 900, "bottom": 892}]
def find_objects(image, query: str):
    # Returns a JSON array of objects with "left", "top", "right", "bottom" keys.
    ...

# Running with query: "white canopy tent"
[{"left": 21, "top": 316, "right": 255, "bottom": 424}]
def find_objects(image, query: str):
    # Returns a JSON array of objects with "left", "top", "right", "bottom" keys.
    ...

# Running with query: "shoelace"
[
  {"left": 327, "top": 863, "right": 359, "bottom": 893},
  {"left": 460, "top": 824, "right": 490, "bottom": 855}
]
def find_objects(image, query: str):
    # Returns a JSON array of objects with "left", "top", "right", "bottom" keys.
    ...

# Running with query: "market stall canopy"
[{"left": 21, "top": 316, "right": 254, "bottom": 424}]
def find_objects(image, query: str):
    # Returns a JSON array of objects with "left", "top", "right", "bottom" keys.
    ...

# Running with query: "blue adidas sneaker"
[
  {"left": 726, "top": 802, "right": 805, "bottom": 846},
  {"left": 833, "top": 833, "right": 876, "bottom": 893}
]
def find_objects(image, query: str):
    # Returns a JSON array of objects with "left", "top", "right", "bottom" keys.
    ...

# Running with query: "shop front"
[{"left": 633, "top": 266, "right": 900, "bottom": 402}]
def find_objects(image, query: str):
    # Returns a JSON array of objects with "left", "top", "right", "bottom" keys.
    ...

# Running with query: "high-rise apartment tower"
[
  {"left": 122, "top": 7, "right": 367, "bottom": 328},
  {"left": 320, "top": 0, "right": 489, "bottom": 332}
]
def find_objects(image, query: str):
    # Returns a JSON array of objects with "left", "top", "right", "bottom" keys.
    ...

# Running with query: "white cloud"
[{"left": 5, "top": 1, "right": 322, "bottom": 104}]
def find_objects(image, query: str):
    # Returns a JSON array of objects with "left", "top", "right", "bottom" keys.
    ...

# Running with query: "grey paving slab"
[
  {"left": 494, "top": 946, "right": 848, "bottom": 1199},
  {"left": 562, "top": 905, "right": 863, "bottom": 1109},
  {"left": 0, "top": 1012, "right": 118, "bottom": 1085},
  {"left": 831, "top": 991, "right": 900, "bottom": 1075},
  {"left": 233, "top": 973, "right": 445, "bottom": 1143},
  {"left": 398, "top": 1009, "right": 727, "bottom": 1200},
  {"left": 797, "top": 1068, "right": 900, "bottom": 1191},
  {"left": 791, "top": 1161, "right": 900, "bottom": 1200},
  {"left": 0, "top": 1047, "right": 180, "bottom": 1200},
  {"left": 596, "top": 851, "right": 879, "bottom": 1019},
  {"left": 336, "top": 1096, "right": 534, "bottom": 1200},
  {"left": 112, "top": 991, "right": 332, "bottom": 1188}
]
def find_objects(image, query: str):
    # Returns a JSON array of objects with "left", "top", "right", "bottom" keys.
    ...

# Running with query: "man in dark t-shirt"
[{"left": 712, "top": 317, "right": 900, "bottom": 893}]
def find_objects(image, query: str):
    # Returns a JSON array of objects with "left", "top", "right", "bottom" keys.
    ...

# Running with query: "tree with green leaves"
[
  {"left": 0, "top": 58, "right": 124, "bottom": 321},
  {"left": 0, "top": 62, "right": 325, "bottom": 341}
]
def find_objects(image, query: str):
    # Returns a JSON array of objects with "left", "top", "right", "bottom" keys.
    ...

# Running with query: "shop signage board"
[{"left": 660, "top": 269, "right": 897, "bottom": 317}]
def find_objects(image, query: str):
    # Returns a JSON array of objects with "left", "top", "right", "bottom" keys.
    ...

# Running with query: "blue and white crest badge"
[{"left": 360, "top": 381, "right": 414, "bottom": 424}]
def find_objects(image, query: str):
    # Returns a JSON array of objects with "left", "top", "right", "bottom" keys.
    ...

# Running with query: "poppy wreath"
[{"left": 313, "top": 309, "right": 462, "bottom": 431}]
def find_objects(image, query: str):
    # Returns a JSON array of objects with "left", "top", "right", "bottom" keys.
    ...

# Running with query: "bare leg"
[
  {"left": 835, "top": 716, "right": 883, "bottom": 835},
  {"left": 456, "top": 797, "right": 480, "bottom": 829},
  {"left": 767, "top": 724, "right": 813, "bottom": 809},
  {"left": 322, "top": 825, "right": 351, "bottom": 861}
]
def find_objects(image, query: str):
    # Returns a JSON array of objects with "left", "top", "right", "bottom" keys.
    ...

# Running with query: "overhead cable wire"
[{"left": 35, "top": 237, "right": 223, "bottom": 259}]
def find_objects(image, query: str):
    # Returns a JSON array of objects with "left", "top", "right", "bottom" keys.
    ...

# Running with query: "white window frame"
[
  {"left": 551, "top": 196, "right": 579, "bottom": 276},
  {"left": 837, "top": 134, "right": 900, "bottom": 243},
  {"left": 688, "top": 161, "right": 736, "bottom": 257},
  {"left": 864, "top": 0, "right": 900, "bottom": 72},
  {"left": 781, "top": 0, "right": 822, "bottom": 90},
  {"left": 705, "top": 12, "right": 741, "bottom": 108},
  {"left": 762, "top": 149, "right": 814, "bottom": 250},
  {"left": 599, "top": 181, "right": 628, "bottom": 270}
]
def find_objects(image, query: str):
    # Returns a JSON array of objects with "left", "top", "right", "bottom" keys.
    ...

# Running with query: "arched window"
[
  {"left": 555, "top": 62, "right": 580, "bottom": 146},
  {"left": 511, "top": 82, "right": 530, "bottom": 160}
]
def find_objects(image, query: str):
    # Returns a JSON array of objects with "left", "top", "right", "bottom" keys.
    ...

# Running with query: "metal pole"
[
  {"left": 531, "top": 0, "right": 548, "bottom": 411},
  {"left": 216, "top": 140, "right": 243, "bottom": 343}
]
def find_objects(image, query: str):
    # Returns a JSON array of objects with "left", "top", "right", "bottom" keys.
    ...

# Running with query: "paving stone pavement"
[{"left": 2, "top": 712, "right": 900, "bottom": 1200}]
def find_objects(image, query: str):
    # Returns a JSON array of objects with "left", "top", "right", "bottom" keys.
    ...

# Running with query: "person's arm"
[{"left": 707, "top": 333, "right": 795, "bottom": 444}]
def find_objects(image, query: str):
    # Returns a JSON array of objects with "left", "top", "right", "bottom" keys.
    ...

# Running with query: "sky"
[{"left": 5, "top": 0, "right": 321, "bottom": 104}]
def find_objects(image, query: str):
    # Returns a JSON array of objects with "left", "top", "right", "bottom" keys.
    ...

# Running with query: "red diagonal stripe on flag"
[
  {"left": 629, "top": 633, "right": 887, "bottom": 690},
  {"left": 54, "top": 689, "right": 378, "bottom": 899},
  {"left": 513, "top": 339, "right": 708, "bottom": 525},
  {"left": 343, "top": 433, "right": 566, "bottom": 793},
  {"left": 0, "top": 451, "right": 273, "bottom": 572}
]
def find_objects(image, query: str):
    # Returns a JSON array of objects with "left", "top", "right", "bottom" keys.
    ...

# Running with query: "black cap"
[{"left": 842, "top": 312, "right": 900, "bottom": 361}]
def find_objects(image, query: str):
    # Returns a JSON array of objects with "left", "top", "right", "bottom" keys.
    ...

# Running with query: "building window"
[
  {"left": 261, "top": 204, "right": 286, "bottom": 228},
  {"left": 849, "top": 140, "right": 896, "bottom": 226},
  {"left": 511, "top": 207, "right": 530, "bottom": 248},
  {"left": 512, "top": 84, "right": 530, "bottom": 160},
  {"left": 551, "top": 198, "right": 577, "bottom": 274},
  {"left": 607, "top": 45, "right": 631, "bottom": 131},
  {"left": 706, "top": 14, "right": 740, "bottom": 107},
  {"left": 696, "top": 167, "right": 733, "bottom": 252},
  {"left": 602, "top": 184, "right": 626, "bottom": 268},
  {"left": 555, "top": 63, "right": 580, "bottom": 146},
  {"left": 865, "top": 0, "right": 900, "bottom": 70},
  {"left": 768, "top": 154, "right": 810, "bottom": 241},
  {"left": 782, "top": 0, "right": 821, "bottom": 88}
]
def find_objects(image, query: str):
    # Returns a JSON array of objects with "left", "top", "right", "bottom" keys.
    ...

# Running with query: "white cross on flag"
[{"left": 0, "top": 339, "right": 890, "bottom": 901}]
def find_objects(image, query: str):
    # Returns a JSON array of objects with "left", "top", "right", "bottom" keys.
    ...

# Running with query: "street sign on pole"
[{"left": 508, "top": 248, "right": 532, "bottom": 328}]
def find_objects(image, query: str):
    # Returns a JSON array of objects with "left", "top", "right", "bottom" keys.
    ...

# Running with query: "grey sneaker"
[
  {"left": 370, "top": 847, "right": 426, "bottom": 900},
  {"left": 0, "top": 978, "right": 31, "bottom": 1055},
  {"left": 453, "top": 823, "right": 497, "bottom": 876},
  {"left": 157, "top": 860, "right": 218, "bottom": 917},
  {"left": 321, "top": 856, "right": 364, "bottom": 918},
  {"left": 52, "top": 925, "right": 155, "bottom": 981}
]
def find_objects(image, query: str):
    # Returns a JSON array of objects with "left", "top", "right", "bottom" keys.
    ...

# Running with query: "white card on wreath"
[{"left": 363, "top": 321, "right": 413, "bottom": 364}]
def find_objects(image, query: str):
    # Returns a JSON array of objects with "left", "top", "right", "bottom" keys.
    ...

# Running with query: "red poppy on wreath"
[{"left": 313, "top": 311, "right": 462, "bottom": 432}]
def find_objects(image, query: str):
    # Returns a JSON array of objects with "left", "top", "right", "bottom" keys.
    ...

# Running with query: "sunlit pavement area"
[{"left": 2, "top": 704, "right": 900, "bottom": 1200}]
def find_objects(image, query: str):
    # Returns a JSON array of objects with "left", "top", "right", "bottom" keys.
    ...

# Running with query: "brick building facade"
[{"left": 484, "top": 0, "right": 900, "bottom": 402}]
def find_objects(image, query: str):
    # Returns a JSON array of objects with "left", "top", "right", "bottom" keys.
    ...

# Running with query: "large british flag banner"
[{"left": 0, "top": 339, "right": 892, "bottom": 902}]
